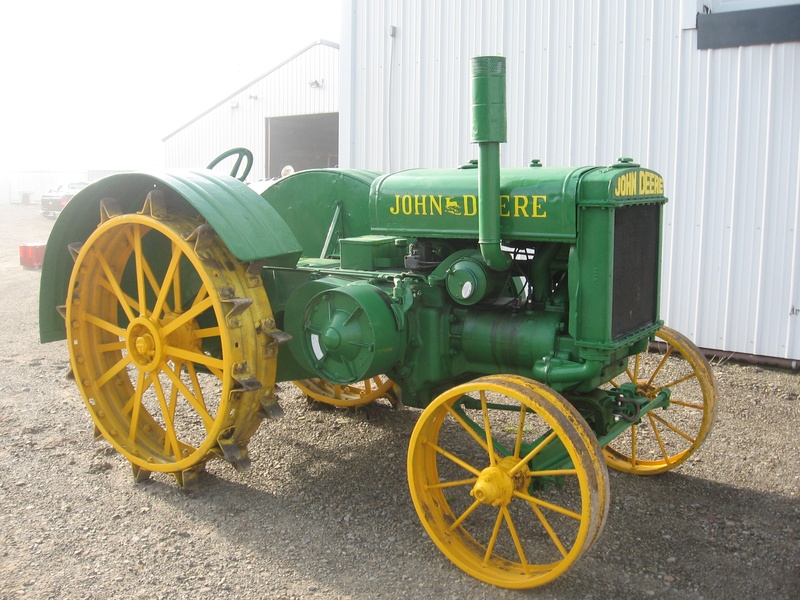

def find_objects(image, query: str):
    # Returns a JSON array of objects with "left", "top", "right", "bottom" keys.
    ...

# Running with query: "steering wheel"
[{"left": 206, "top": 147, "right": 253, "bottom": 181}]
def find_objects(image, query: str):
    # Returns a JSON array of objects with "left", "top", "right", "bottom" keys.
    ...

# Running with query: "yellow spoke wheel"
[
  {"left": 66, "top": 206, "right": 277, "bottom": 486},
  {"left": 294, "top": 375, "right": 394, "bottom": 407},
  {"left": 603, "top": 326, "right": 717, "bottom": 475},
  {"left": 408, "top": 375, "right": 609, "bottom": 589}
]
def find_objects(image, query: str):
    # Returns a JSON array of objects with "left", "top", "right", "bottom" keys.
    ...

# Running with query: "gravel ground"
[{"left": 0, "top": 202, "right": 798, "bottom": 599}]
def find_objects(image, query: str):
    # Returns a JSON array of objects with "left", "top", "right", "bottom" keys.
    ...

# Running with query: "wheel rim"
[
  {"left": 294, "top": 375, "right": 394, "bottom": 407},
  {"left": 407, "top": 375, "right": 609, "bottom": 589},
  {"left": 603, "top": 326, "right": 717, "bottom": 475},
  {"left": 66, "top": 208, "right": 276, "bottom": 480}
]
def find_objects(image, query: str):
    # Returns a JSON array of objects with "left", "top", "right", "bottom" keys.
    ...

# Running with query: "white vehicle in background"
[{"left": 41, "top": 182, "right": 88, "bottom": 218}]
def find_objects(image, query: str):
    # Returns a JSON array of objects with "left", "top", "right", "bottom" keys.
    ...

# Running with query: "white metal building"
[
  {"left": 339, "top": 0, "right": 800, "bottom": 363},
  {"left": 164, "top": 40, "right": 340, "bottom": 181}
]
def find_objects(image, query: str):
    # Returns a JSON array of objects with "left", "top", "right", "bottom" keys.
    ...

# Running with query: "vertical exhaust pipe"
[{"left": 471, "top": 56, "right": 511, "bottom": 271}]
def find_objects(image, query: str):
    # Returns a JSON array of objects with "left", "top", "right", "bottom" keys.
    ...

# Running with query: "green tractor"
[{"left": 39, "top": 56, "right": 715, "bottom": 589}]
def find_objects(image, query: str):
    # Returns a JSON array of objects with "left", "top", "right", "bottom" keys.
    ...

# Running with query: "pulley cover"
[{"left": 299, "top": 283, "right": 401, "bottom": 384}]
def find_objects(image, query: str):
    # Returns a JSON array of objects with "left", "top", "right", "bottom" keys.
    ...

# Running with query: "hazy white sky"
[{"left": 0, "top": 0, "right": 341, "bottom": 173}]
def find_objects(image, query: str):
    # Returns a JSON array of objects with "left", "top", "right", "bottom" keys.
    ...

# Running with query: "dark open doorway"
[{"left": 266, "top": 112, "right": 338, "bottom": 178}]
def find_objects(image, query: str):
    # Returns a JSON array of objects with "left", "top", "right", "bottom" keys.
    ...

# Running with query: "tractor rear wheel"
[
  {"left": 294, "top": 375, "right": 395, "bottom": 407},
  {"left": 407, "top": 375, "right": 609, "bottom": 589},
  {"left": 65, "top": 199, "right": 278, "bottom": 487}
]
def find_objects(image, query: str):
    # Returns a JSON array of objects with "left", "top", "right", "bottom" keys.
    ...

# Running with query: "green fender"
[{"left": 39, "top": 170, "right": 302, "bottom": 343}]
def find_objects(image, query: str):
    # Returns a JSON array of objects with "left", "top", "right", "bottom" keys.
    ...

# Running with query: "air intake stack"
[{"left": 471, "top": 56, "right": 511, "bottom": 271}]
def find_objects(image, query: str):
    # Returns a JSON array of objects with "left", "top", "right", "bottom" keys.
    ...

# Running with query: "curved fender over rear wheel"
[{"left": 40, "top": 170, "right": 301, "bottom": 344}]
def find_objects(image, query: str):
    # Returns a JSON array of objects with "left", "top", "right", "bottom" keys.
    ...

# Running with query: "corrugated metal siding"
[
  {"left": 342, "top": 0, "right": 800, "bottom": 361},
  {"left": 164, "top": 42, "right": 339, "bottom": 181}
]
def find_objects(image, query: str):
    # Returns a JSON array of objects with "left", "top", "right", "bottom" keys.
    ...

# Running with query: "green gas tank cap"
[{"left": 612, "top": 157, "right": 640, "bottom": 168}]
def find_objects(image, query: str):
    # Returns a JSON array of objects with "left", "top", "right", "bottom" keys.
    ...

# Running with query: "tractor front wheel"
[
  {"left": 407, "top": 375, "right": 609, "bottom": 589},
  {"left": 603, "top": 327, "right": 716, "bottom": 475}
]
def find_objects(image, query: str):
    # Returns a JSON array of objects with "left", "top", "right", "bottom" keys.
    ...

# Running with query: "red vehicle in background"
[{"left": 41, "top": 182, "right": 88, "bottom": 218}]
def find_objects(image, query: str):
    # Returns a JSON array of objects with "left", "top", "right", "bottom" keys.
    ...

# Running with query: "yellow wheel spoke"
[
  {"left": 95, "top": 252, "right": 137, "bottom": 323},
  {"left": 529, "top": 468, "right": 578, "bottom": 477},
  {"left": 152, "top": 376, "right": 183, "bottom": 459},
  {"left": 84, "top": 312, "right": 127, "bottom": 338},
  {"left": 132, "top": 224, "right": 147, "bottom": 316},
  {"left": 446, "top": 498, "right": 482, "bottom": 533},
  {"left": 123, "top": 372, "right": 151, "bottom": 416},
  {"left": 162, "top": 362, "right": 214, "bottom": 430},
  {"left": 529, "top": 501, "right": 568, "bottom": 558},
  {"left": 670, "top": 398, "right": 705, "bottom": 410},
  {"left": 502, "top": 505, "right": 529, "bottom": 568},
  {"left": 425, "top": 477, "right": 478, "bottom": 490},
  {"left": 658, "top": 371, "right": 698, "bottom": 390},
  {"left": 425, "top": 440, "right": 482, "bottom": 477},
  {"left": 95, "top": 354, "right": 132, "bottom": 389},
  {"left": 191, "top": 285, "right": 209, "bottom": 309},
  {"left": 514, "top": 403, "right": 527, "bottom": 458},
  {"left": 509, "top": 430, "right": 557, "bottom": 476},
  {"left": 194, "top": 326, "right": 221, "bottom": 339},
  {"left": 480, "top": 391, "right": 496, "bottom": 466},
  {"left": 631, "top": 425, "right": 638, "bottom": 467},
  {"left": 445, "top": 405, "right": 494, "bottom": 459},
  {"left": 483, "top": 508, "right": 505, "bottom": 565},
  {"left": 646, "top": 346, "right": 675, "bottom": 386},
  {"left": 161, "top": 295, "right": 214, "bottom": 337},
  {"left": 184, "top": 362, "right": 208, "bottom": 412},
  {"left": 152, "top": 244, "right": 182, "bottom": 318},
  {"left": 97, "top": 340, "right": 126, "bottom": 353},
  {"left": 651, "top": 412, "right": 696, "bottom": 444},
  {"left": 127, "top": 372, "right": 148, "bottom": 442},
  {"left": 164, "top": 345, "right": 224, "bottom": 373},
  {"left": 647, "top": 413, "right": 673, "bottom": 465},
  {"left": 97, "top": 277, "right": 142, "bottom": 317},
  {"left": 514, "top": 490, "right": 583, "bottom": 521}
]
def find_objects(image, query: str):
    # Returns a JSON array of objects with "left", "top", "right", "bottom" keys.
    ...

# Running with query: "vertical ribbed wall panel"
[
  {"left": 164, "top": 42, "right": 339, "bottom": 181},
  {"left": 343, "top": 0, "right": 800, "bottom": 361}
]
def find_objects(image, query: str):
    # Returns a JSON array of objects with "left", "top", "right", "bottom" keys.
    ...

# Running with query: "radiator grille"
[{"left": 612, "top": 204, "right": 660, "bottom": 339}]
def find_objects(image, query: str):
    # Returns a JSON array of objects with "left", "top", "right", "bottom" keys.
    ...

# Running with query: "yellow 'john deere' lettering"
[
  {"left": 391, "top": 194, "right": 547, "bottom": 218},
  {"left": 613, "top": 170, "right": 664, "bottom": 197}
]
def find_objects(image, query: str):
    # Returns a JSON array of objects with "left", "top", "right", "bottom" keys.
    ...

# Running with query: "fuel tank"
[{"left": 369, "top": 164, "right": 595, "bottom": 243}]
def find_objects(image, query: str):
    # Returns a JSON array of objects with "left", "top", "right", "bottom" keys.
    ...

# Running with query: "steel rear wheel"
[
  {"left": 603, "top": 326, "right": 717, "bottom": 475},
  {"left": 66, "top": 203, "right": 278, "bottom": 486},
  {"left": 294, "top": 376, "right": 394, "bottom": 407},
  {"left": 408, "top": 375, "right": 609, "bottom": 589}
]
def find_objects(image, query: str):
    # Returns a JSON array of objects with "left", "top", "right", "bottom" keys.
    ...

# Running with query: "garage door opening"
[{"left": 266, "top": 112, "right": 338, "bottom": 178}]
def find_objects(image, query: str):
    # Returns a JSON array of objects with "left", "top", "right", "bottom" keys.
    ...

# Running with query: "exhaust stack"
[{"left": 471, "top": 56, "right": 511, "bottom": 271}]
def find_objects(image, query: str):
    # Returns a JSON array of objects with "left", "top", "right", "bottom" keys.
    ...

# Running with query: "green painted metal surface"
[
  {"left": 370, "top": 166, "right": 589, "bottom": 241},
  {"left": 261, "top": 169, "right": 382, "bottom": 259},
  {"left": 39, "top": 170, "right": 301, "bottom": 343},
  {"left": 472, "top": 56, "right": 511, "bottom": 271}
]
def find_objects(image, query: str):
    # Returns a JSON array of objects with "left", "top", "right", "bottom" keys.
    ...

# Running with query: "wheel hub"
[
  {"left": 127, "top": 318, "right": 164, "bottom": 372},
  {"left": 636, "top": 382, "right": 659, "bottom": 399},
  {"left": 471, "top": 456, "right": 528, "bottom": 507}
]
